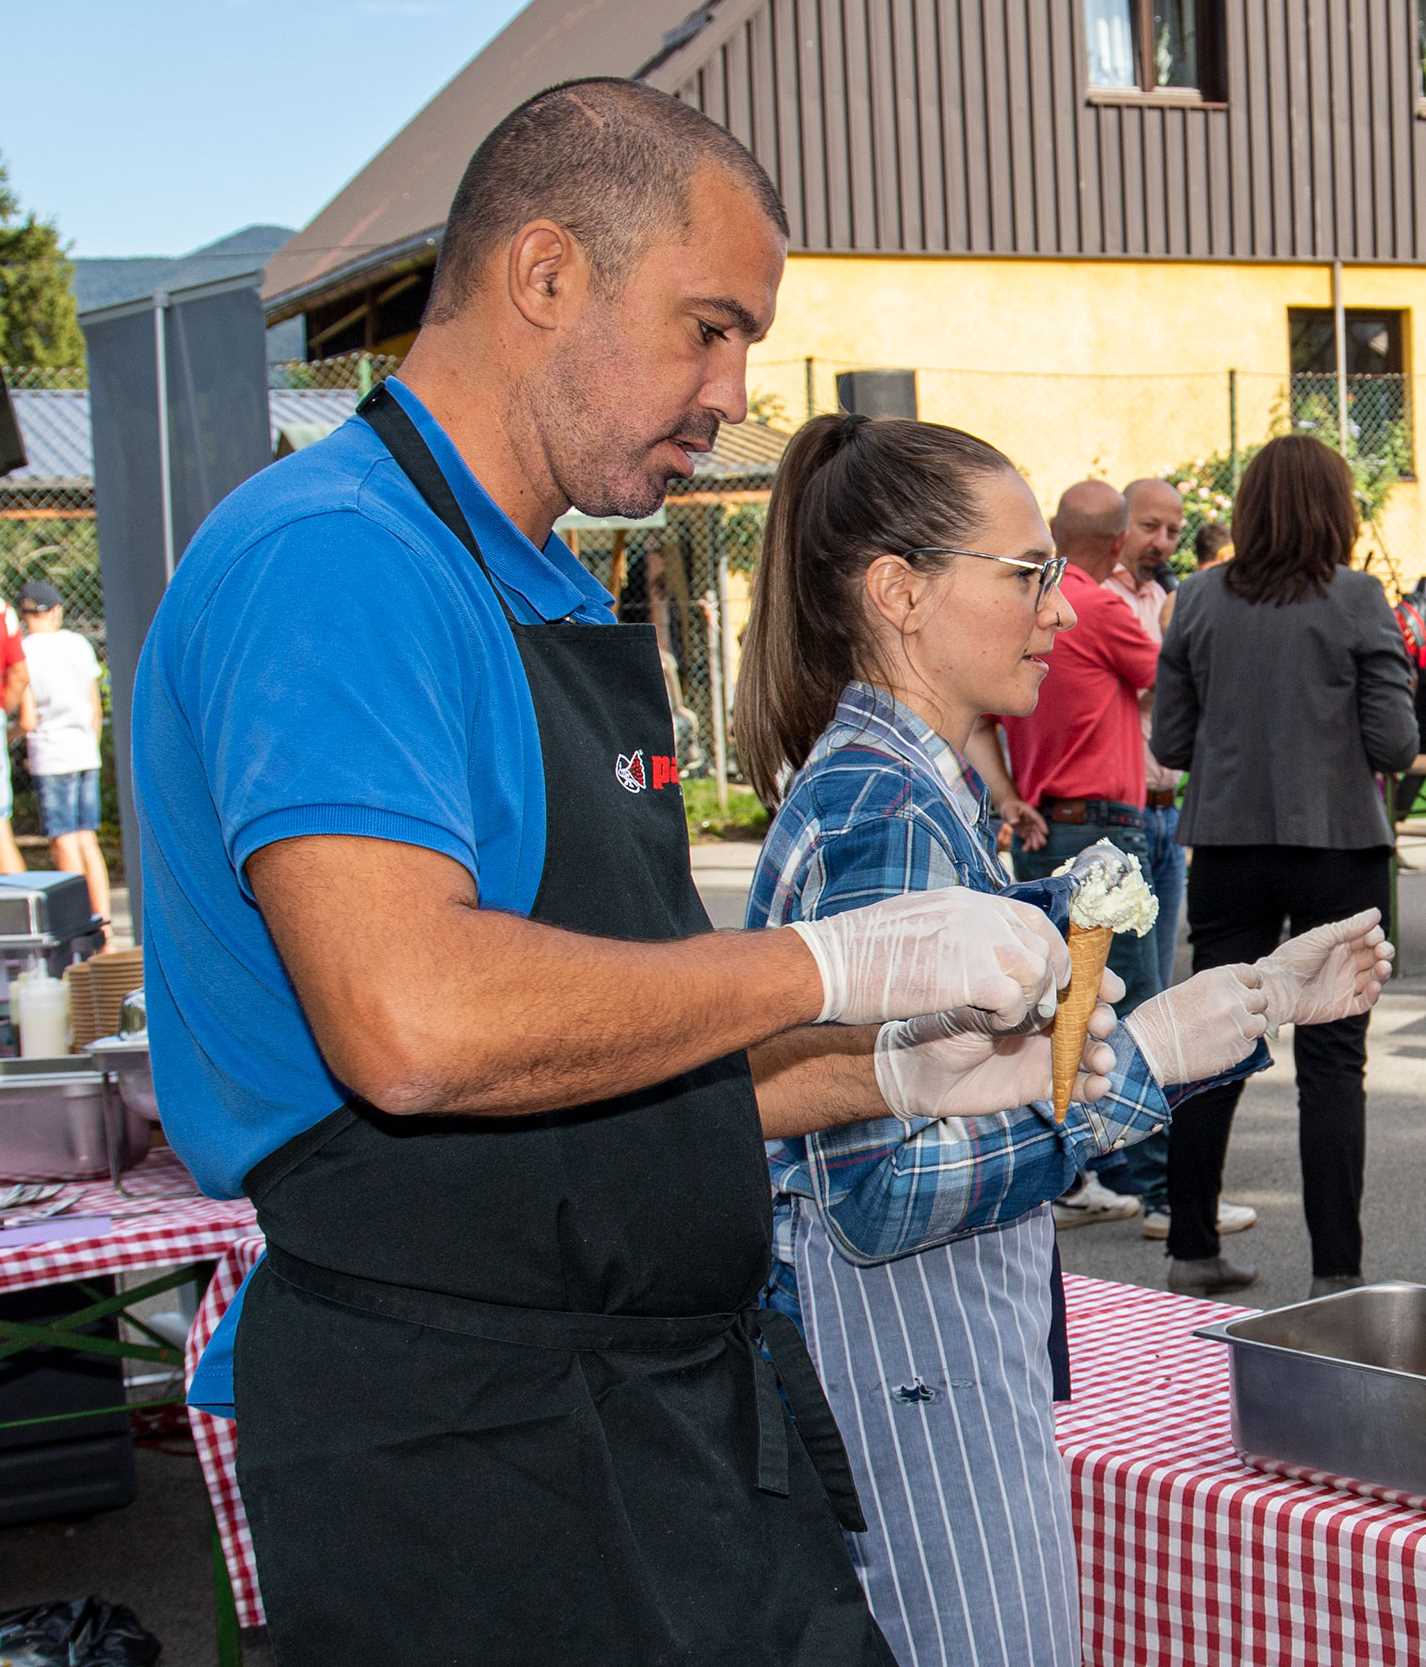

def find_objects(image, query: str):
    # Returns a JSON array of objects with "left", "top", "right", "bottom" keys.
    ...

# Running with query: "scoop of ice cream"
[{"left": 1053, "top": 850, "right": 1159, "bottom": 937}]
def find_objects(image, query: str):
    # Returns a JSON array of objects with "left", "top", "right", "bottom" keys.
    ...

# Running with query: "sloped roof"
[
  {"left": 0, "top": 388, "right": 365, "bottom": 494},
  {"left": 261, "top": 0, "right": 763, "bottom": 319},
  {"left": 0, "top": 384, "right": 791, "bottom": 493}
]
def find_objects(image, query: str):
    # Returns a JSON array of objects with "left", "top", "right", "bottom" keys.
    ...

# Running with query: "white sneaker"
[
  {"left": 1141, "top": 1200, "right": 1258, "bottom": 1240},
  {"left": 1052, "top": 1175, "right": 1142, "bottom": 1229}
]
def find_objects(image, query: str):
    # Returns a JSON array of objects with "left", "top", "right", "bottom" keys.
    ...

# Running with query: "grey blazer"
[{"left": 1151, "top": 564, "right": 1419, "bottom": 849}]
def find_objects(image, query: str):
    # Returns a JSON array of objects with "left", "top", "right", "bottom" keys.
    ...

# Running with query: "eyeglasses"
[{"left": 902, "top": 546, "right": 1068, "bottom": 608}]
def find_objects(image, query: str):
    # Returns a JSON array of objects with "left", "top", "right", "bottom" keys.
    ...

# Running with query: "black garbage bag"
[{"left": 0, "top": 1598, "right": 160, "bottom": 1665}]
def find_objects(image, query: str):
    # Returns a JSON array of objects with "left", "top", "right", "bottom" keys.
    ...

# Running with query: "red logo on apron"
[{"left": 616, "top": 751, "right": 679, "bottom": 794}]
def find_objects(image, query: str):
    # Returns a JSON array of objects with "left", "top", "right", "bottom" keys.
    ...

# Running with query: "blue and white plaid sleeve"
[{"left": 772, "top": 796, "right": 1268, "bottom": 1267}]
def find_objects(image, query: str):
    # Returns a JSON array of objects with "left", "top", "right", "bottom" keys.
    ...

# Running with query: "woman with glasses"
[{"left": 736, "top": 413, "right": 1394, "bottom": 1667}]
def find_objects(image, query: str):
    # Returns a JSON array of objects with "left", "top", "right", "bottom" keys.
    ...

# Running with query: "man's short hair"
[
  {"left": 426, "top": 78, "right": 789, "bottom": 322},
  {"left": 1195, "top": 522, "right": 1232, "bottom": 565}
]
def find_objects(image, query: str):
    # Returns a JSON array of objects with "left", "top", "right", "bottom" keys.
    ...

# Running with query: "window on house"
[
  {"left": 1289, "top": 308, "right": 1413, "bottom": 477},
  {"left": 1085, "top": 1, "right": 1225, "bottom": 100},
  {"left": 1418, "top": 0, "right": 1426, "bottom": 103}
]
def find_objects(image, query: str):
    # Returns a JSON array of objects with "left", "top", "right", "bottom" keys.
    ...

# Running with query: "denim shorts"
[
  {"left": 36, "top": 768, "right": 100, "bottom": 837},
  {"left": 0, "top": 714, "right": 12, "bottom": 824}
]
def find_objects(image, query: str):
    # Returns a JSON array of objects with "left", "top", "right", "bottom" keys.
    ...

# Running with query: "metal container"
[
  {"left": 85, "top": 1034, "right": 158, "bottom": 1125},
  {"left": 0, "top": 1058, "right": 147, "bottom": 1180},
  {"left": 1195, "top": 1283, "right": 1426, "bottom": 1503},
  {"left": 0, "top": 872, "right": 99, "bottom": 943}
]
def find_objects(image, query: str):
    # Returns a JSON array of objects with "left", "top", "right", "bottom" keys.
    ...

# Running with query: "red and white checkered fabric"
[
  {"left": 0, "top": 1147, "right": 256, "bottom": 1296},
  {"left": 186, "top": 1232, "right": 265, "bottom": 1629},
  {"left": 1057, "top": 1273, "right": 1426, "bottom": 1666},
  {"left": 188, "top": 1259, "right": 1426, "bottom": 1652}
]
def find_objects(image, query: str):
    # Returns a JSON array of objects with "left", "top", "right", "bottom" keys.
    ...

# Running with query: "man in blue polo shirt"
[{"left": 135, "top": 79, "right": 1083, "bottom": 1665}]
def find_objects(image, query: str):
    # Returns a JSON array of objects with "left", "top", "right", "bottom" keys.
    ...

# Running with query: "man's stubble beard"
[{"left": 524, "top": 333, "right": 669, "bottom": 522}]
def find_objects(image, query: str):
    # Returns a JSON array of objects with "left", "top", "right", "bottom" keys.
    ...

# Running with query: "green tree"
[{"left": 0, "top": 153, "right": 84, "bottom": 367}]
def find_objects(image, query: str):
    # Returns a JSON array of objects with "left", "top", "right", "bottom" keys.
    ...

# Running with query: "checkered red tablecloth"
[
  {"left": 188, "top": 1260, "right": 1426, "bottom": 1655},
  {"left": 1056, "top": 1275, "right": 1426, "bottom": 1666},
  {"left": 186, "top": 1231, "right": 265, "bottom": 1629},
  {"left": 0, "top": 1146, "right": 256, "bottom": 1296}
]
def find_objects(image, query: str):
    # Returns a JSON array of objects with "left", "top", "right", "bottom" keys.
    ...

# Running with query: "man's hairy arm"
[
  {"left": 249, "top": 835, "right": 824, "bottom": 1118},
  {"left": 748, "top": 1024, "right": 884, "bottom": 1138}
]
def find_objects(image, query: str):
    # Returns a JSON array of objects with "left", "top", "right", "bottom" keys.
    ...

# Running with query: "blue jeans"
[
  {"left": 35, "top": 767, "right": 100, "bottom": 837},
  {"left": 1145, "top": 803, "right": 1186, "bottom": 991},
  {"left": 1014, "top": 814, "right": 1168, "bottom": 1210}
]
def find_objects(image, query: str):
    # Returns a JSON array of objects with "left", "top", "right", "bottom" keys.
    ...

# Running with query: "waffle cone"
[{"left": 1051, "top": 924, "right": 1114, "bottom": 1121}]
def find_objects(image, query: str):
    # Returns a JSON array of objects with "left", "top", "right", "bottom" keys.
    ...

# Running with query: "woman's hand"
[
  {"left": 1124, "top": 966, "right": 1269, "bottom": 1086},
  {"left": 1255, "top": 908, "right": 1394, "bottom": 1031},
  {"left": 875, "top": 967, "right": 1121, "bottom": 1120}
]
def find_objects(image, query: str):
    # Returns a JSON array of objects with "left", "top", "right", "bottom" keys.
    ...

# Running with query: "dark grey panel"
[{"left": 82, "top": 284, "right": 269, "bottom": 929}]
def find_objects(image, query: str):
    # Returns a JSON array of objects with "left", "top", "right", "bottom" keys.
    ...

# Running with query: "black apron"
[{"left": 233, "top": 383, "right": 893, "bottom": 1666}]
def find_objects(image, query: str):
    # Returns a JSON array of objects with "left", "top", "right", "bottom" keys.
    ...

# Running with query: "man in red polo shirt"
[
  {"left": 969, "top": 480, "right": 1163, "bottom": 1226},
  {"left": 995, "top": 481, "right": 1159, "bottom": 1005}
]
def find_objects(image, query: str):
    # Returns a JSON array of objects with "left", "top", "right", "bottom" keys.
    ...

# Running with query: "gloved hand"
[
  {"left": 875, "top": 966, "right": 1123, "bottom": 1121},
  {"left": 788, "top": 887, "right": 1071, "bottom": 1029},
  {"left": 1254, "top": 908, "right": 1394, "bottom": 1031},
  {"left": 1124, "top": 965, "right": 1269, "bottom": 1086}
]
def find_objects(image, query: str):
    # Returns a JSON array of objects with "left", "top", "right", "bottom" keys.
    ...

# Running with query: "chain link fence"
[
  {"left": 0, "top": 364, "right": 103, "bottom": 644},
  {"left": 3, "top": 353, "right": 1416, "bottom": 818}
]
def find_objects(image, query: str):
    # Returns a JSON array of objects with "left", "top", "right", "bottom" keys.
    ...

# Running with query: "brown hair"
[
  {"left": 1225, "top": 434, "right": 1357, "bottom": 606},
  {"left": 427, "top": 78, "right": 788, "bottom": 320},
  {"left": 736, "top": 413, "right": 1014, "bottom": 807}
]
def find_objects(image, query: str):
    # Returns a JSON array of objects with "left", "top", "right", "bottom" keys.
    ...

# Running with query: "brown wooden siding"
[{"left": 667, "top": 0, "right": 1426, "bottom": 262}]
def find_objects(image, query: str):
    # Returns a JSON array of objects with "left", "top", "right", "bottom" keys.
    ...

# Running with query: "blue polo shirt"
[{"left": 134, "top": 376, "right": 613, "bottom": 1202}]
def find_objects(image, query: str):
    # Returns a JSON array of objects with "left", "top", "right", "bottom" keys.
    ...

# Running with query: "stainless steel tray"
[
  {"left": 0, "top": 1057, "right": 148, "bottom": 1180},
  {"left": 1195, "top": 1282, "right": 1426, "bottom": 1504}
]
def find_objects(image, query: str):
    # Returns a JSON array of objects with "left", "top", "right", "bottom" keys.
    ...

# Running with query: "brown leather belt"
[
  {"left": 1145, "top": 788, "right": 1177, "bottom": 810},
  {"left": 1039, "top": 797, "right": 1145, "bottom": 829}
]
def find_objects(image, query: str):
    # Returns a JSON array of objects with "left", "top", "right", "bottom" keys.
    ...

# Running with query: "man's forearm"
[
  {"left": 748, "top": 1024, "right": 884, "bottom": 1138},
  {"left": 252, "top": 836, "right": 825, "bottom": 1119}
]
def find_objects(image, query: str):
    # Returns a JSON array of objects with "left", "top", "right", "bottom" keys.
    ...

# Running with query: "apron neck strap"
[{"left": 357, "top": 381, "right": 518, "bottom": 627}]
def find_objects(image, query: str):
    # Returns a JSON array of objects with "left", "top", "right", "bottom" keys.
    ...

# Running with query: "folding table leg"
[{"left": 212, "top": 1519, "right": 243, "bottom": 1667}]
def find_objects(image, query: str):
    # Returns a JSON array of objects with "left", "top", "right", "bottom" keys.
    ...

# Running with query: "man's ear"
[
  {"left": 864, "top": 554, "right": 927, "bottom": 636},
  {"left": 507, "top": 219, "right": 586, "bottom": 330}
]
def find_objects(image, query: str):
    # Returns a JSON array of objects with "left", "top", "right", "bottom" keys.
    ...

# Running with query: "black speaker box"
[{"left": 835, "top": 368, "right": 918, "bottom": 420}]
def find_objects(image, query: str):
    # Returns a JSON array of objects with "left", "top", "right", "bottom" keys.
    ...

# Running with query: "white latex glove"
[
  {"left": 789, "top": 887, "right": 1071, "bottom": 1030},
  {"left": 876, "top": 966, "right": 1123, "bottom": 1121},
  {"left": 1124, "top": 965, "right": 1269, "bottom": 1086},
  {"left": 1254, "top": 908, "right": 1395, "bottom": 1032}
]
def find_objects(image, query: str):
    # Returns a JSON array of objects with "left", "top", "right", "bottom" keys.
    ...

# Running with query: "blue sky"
[{"left": 4, "top": 0, "right": 527, "bottom": 257}]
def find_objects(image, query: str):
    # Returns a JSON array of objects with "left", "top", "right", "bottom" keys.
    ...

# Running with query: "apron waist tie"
[{"left": 264, "top": 1245, "right": 866, "bottom": 1533}]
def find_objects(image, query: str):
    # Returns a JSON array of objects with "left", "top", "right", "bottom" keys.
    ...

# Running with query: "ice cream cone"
[{"left": 1051, "top": 923, "right": 1113, "bottom": 1121}]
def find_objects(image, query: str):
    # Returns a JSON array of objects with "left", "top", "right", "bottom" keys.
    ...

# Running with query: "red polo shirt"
[{"left": 1001, "top": 563, "right": 1160, "bottom": 808}]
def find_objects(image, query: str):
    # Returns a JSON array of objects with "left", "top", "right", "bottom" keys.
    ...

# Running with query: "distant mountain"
[{"left": 73, "top": 225, "right": 304, "bottom": 360}]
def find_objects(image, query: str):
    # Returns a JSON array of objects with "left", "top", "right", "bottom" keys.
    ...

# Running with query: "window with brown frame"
[{"left": 1085, "top": 2, "right": 1226, "bottom": 102}]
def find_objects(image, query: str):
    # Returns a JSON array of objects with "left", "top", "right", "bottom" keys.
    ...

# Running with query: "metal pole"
[
  {"left": 1229, "top": 368, "right": 1240, "bottom": 492},
  {"left": 1332, "top": 259, "right": 1349, "bottom": 455},
  {"left": 703, "top": 591, "right": 729, "bottom": 814},
  {"left": 805, "top": 356, "right": 816, "bottom": 422},
  {"left": 716, "top": 544, "right": 736, "bottom": 748},
  {"left": 153, "top": 290, "right": 175, "bottom": 583}
]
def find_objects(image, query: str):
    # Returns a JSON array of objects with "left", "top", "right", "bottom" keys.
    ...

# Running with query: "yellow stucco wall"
[{"left": 749, "top": 256, "right": 1426, "bottom": 591}]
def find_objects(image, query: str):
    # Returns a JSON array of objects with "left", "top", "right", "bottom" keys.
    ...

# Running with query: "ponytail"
[{"left": 736, "top": 413, "right": 1013, "bottom": 807}]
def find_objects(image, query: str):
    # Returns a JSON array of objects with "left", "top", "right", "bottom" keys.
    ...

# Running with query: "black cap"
[{"left": 17, "top": 581, "right": 61, "bottom": 612}]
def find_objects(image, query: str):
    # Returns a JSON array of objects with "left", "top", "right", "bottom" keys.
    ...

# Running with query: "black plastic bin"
[{"left": 0, "top": 1277, "right": 136, "bottom": 1525}]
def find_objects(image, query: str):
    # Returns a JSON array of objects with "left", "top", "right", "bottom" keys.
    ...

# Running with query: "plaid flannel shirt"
[{"left": 748, "top": 682, "right": 1267, "bottom": 1268}]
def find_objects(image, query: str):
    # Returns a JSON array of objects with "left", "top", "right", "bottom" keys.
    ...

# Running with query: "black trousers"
[{"left": 1167, "top": 845, "right": 1390, "bottom": 1274}]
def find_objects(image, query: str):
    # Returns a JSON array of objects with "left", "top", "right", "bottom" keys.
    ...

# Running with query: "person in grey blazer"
[{"left": 1152, "top": 433, "right": 1418, "bottom": 1297}]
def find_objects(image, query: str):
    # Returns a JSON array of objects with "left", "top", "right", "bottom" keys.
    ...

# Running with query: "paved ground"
[{"left": 4, "top": 839, "right": 1424, "bottom": 1663}]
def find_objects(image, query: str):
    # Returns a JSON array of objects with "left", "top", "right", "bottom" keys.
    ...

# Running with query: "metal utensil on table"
[{"left": 1195, "top": 1281, "right": 1426, "bottom": 1503}]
